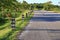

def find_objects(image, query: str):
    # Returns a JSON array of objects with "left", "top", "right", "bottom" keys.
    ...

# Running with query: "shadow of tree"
[{"left": 31, "top": 17, "right": 60, "bottom": 22}]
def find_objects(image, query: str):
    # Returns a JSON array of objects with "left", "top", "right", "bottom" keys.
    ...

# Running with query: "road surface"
[{"left": 17, "top": 10, "right": 60, "bottom": 40}]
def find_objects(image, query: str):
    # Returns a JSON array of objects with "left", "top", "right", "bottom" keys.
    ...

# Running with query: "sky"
[{"left": 17, "top": 0, "right": 60, "bottom": 5}]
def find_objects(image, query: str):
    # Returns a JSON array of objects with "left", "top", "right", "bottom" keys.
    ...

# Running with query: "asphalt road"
[{"left": 18, "top": 10, "right": 60, "bottom": 40}]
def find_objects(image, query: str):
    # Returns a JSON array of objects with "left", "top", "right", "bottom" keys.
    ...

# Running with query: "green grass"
[
  {"left": 6, "top": 11, "right": 34, "bottom": 40},
  {"left": 51, "top": 8, "right": 60, "bottom": 13},
  {"left": 0, "top": 28, "right": 12, "bottom": 40},
  {"left": 0, "top": 22, "right": 10, "bottom": 30},
  {"left": 0, "top": 10, "right": 33, "bottom": 40}
]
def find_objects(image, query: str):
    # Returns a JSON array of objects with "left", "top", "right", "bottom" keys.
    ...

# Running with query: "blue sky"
[{"left": 17, "top": 0, "right": 60, "bottom": 5}]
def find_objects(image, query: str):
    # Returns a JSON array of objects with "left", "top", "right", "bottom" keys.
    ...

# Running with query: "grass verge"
[
  {"left": 0, "top": 10, "right": 33, "bottom": 40},
  {"left": 7, "top": 11, "right": 34, "bottom": 40}
]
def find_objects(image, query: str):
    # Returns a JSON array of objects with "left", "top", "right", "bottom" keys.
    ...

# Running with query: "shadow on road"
[{"left": 31, "top": 17, "right": 60, "bottom": 22}]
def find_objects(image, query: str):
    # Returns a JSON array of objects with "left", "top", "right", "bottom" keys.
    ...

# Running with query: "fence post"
[
  {"left": 11, "top": 18, "right": 16, "bottom": 30},
  {"left": 26, "top": 13, "right": 28, "bottom": 18},
  {"left": 28, "top": 12, "right": 30, "bottom": 17},
  {"left": 22, "top": 14, "right": 24, "bottom": 20}
]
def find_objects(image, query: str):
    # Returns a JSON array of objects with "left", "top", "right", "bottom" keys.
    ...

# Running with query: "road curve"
[{"left": 17, "top": 10, "right": 60, "bottom": 40}]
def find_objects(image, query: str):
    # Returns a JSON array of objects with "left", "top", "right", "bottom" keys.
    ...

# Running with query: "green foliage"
[
  {"left": 0, "top": 0, "right": 32, "bottom": 18},
  {"left": 0, "top": 0, "right": 60, "bottom": 40},
  {"left": 0, "top": 0, "right": 31, "bottom": 26},
  {"left": 31, "top": 1, "right": 60, "bottom": 11},
  {"left": 0, "top": 18, "right": 8, "bottom": 26}
]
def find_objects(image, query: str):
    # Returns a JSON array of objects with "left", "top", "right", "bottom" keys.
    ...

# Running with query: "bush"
[{"left": 0, "top": 18, "right": 7, "bottom": 26}]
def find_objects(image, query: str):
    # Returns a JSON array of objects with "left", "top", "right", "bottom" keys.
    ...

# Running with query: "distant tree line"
[{"left": 31, "top": 1, "right": 60, "bottom": 11}]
